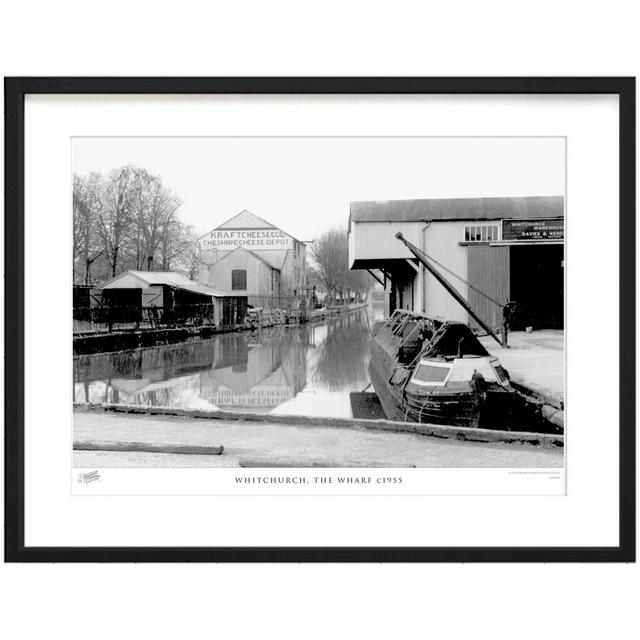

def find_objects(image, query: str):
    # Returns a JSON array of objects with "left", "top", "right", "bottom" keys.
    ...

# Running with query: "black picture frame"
[{"left": 4, "top": 77, "right": 635, "bottom": 563}]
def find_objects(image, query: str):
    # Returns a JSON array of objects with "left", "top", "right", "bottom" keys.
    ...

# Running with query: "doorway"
[{"left": 509, "top": 244, "right": 564, "bottom": 330}]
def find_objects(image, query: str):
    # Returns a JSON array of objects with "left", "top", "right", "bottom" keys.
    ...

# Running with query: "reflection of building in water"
[
  {"left": 74, "top": 340, "right": 219, "bottom": 406},
  {"left": 308, "top": 310, "right": 371, "bottom": 392},
  {"left": 73, "top": 311, "right": 374, "bottom": 417},
  {"left": 199, "top": 328, "right": 308, "bottom": 413},
  {"left": 73, "top": 329, "right": 309, "bottom": 412},
  {"left": 74, "top": 372, "right": 202, "bottom": 407},
  {"left": 110, "top": 373, "right": 202, "bottom": 407}
]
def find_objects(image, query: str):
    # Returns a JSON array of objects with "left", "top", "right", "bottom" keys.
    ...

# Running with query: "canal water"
[{"left": 73, "top": 307, "right": 386, "bottom": 420}]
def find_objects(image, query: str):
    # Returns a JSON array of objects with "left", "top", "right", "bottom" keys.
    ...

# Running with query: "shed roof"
[
  {"left": 176, "top": 281, "right": 240, "bottom": 299},
  {"left": 99, "top": 270, "right": 242, "bottom": 298},
  {"left": 124, "top": 270, "right": 194, "bottom": 286},
  {"left": 349, "top": 195, "right": 564, "bottom": 227}
]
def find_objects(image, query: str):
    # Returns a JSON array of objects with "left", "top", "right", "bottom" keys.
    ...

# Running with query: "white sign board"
[{"left": 200, "top": 228, "right": 293, "bottom": 251}]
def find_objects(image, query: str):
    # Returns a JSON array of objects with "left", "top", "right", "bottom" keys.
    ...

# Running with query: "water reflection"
[{"left": 73, "top": 308, "right": 382, "bottom": 419}]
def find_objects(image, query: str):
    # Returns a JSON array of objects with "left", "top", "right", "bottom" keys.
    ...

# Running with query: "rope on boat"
[{"left": 418, "top": 401, "right": 426, "bottom": 424}]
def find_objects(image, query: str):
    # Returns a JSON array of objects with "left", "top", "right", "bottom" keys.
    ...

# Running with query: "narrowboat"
[{"left": 368, "top": 309, "right": 515, "bottom": 428}]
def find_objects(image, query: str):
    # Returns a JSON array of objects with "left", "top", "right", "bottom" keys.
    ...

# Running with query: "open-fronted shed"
[{"left": 96, "top": 270, "right": 247, "bottom": 327}]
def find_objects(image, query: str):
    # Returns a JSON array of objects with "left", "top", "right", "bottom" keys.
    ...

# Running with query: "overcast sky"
[{"left": 73, "top": 137, "right": 565, "bottom": 240}]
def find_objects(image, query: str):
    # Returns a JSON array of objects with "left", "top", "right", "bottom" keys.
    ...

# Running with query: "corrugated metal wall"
[
  {"left": 467, "top": 244, "right": 509, "bottom": 329},
  {"left": 351, "top": 219, "right": 510, "bottom": 329},
  {"left": 424, "top": 222, "right": 468, "bottom": 322},
  {"left": 352, "top": 221, "right": 423, "bottom": 261}
]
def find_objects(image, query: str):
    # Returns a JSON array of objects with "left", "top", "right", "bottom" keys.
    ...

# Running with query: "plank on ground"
[{"left": 73, "top": 441, "right": 224, "bottom": 455}]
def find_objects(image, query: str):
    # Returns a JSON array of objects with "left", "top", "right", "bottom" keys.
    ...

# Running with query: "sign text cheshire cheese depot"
[{"left": 200, "top": 228, "right": 293, "bottom": 251}]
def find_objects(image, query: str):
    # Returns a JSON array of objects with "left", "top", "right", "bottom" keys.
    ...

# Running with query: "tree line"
[
  {"left": 73, "top": 165, "right": 199, "bottom": 285},
  {"left": 309, "top": 228, "right": 371, "bottom": 303}
]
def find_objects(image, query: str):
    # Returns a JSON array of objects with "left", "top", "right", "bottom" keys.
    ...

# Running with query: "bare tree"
[
  {"left": 127, "top": 168, "right": 182, "bottom": 271},
  {"left": 344, "top": 262, "right": 370, "bottom": 301},
  {"left": 96, "top": 166, "right": 135, "bottom": 278},
  {"left": 73, "top": 172, "right": 104, "bottom": 284},
  {"left": 159, "top": 221, "right": 199, "bottom": 278},
  {"left": 309, "top": 228, "right": 348, "bottom": 303},
  {"left": 179, "top": 226, "right": 201, "bottom": 280},
  {"left": 74, "top": 165, "right": 194, "bottom": 284},
  {"left": 309, "top": 228, "right": 371, "bottom": 304}
]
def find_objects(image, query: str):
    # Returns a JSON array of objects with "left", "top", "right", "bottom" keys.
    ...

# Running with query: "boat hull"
[
  {"left": 367, "top": 311, "right": 516, "bottom": 429},
  {"left": 368, "top": 360, "right": 482, "bottom": 428}
]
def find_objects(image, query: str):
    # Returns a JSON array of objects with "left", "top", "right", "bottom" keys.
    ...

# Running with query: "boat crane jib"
[
  {"left": 368, "top": 309, "right": 515, "bottom": 428},
  {"left": 394, "top": 231, "right": 504, "bottom": 346}
]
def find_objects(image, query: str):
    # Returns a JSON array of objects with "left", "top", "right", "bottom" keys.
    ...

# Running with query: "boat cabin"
[{"left": 411, "top": 356, "right": 512, "bottom": 390}]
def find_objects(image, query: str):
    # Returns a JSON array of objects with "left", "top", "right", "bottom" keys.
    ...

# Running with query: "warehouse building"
[
  {"left": 348, "top": 196, "right": 564, "bottom": 330},
  {"left": 198, "top": 210, "right": 307, "bottom": 307}
]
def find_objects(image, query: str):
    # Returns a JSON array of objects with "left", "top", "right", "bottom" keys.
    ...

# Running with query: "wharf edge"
[{"left": 73, "top": 402, "right": 564, "bottom": 448}]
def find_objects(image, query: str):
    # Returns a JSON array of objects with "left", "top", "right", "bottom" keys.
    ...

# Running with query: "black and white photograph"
[
  {"left": 72, "top": 136, "right": 565, "bottom": 473},
  {"left": 6, "top": 76, "right": 632, "bottom": 564},
  {"left": 2, "top": 4, "right": 637, "bottom": 638}
]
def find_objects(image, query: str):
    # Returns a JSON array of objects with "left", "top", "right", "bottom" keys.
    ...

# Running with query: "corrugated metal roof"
[
  {"left": 100, "top": 270, "right": 240, "bottom": 298},
  {"left": 125, "top": 271, "right": 195, "bottom": 286},
  {"left": 349, "top": 196, "right": 564, "bottom": 226},
  {"left": 176, "top": 282, "right": 238, "bottom": 298}
]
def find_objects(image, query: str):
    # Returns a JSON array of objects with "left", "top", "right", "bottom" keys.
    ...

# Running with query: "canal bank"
[
  {"left": 73, "top": 410, "right": 564, "bottom": 468},
  {"left": 73, "top": 302, "right": 368, "bottom": 355},
  {"left": 479, "top": 330, "right": 565, "bottom": 429},
  {"left": 75, "top": 402, "right": 564, "bottom": 447},
  {"left": 74, "top": 304, "right": 562, "bottom": 435}
]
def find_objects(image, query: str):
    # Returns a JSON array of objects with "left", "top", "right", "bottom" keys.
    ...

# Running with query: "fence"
[
  {"left": 73, "top": 303, "right": 216, "bottom": 335},
  {"left": 247, "top": 295, "right": 307, "bottom": 311}
]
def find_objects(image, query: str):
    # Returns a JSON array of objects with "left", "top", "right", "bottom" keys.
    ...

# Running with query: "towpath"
[
  {"left": 480, "top": 329, "right": 564, "bottom": 409},
  {"left": 74, "top": 412, "right": 563, "bottom": 469}
]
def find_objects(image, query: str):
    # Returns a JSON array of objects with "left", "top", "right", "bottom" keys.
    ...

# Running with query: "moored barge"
[{"left": 368, "top": 309, "right": 515, "bottom": 428}]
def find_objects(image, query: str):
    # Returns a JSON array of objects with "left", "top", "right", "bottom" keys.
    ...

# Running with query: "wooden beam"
[
  {"left": 74, "top": 440, "right": 224, "bottom": 455},
  {"left": 366, "top": 269, "right": 384, "bottom": 286},
  {"left": 406, "top": 258, "right": 420, "bottom": 272}
]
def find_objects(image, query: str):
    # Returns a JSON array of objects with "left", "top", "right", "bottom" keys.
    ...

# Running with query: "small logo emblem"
[{"left": 78, "top": 470, "right": 101, "bottom": 484}]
